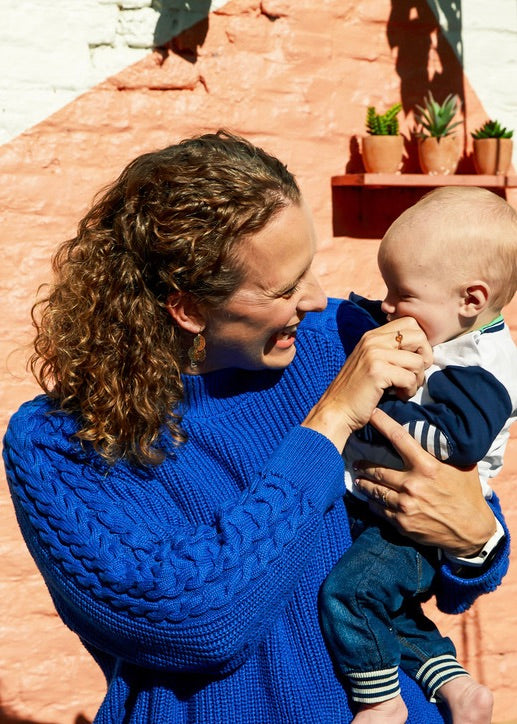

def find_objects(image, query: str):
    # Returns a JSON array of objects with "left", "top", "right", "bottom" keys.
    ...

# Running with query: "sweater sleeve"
[
  {"left": 435, "top": 493, "right": 510, "bottom": 614},
  {"left": 3, "top": 398, "right": 345, "bottom": 676}
]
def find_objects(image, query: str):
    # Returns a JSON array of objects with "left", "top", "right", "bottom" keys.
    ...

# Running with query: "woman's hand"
[
  {"left": 353, "top": 408, "right": 497, "bottom": 557},
  {"left": 302, "top": 318, "right": 432, "bottom": 452}
]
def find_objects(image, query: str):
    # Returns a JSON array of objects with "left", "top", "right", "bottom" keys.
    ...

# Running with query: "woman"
[{"left": 3, "top": 131, "right": 508, "bottom": 723}]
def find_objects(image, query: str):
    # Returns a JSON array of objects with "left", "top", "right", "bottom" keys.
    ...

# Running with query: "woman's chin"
[{"left": 264, "top": 340, "right": 297, "bottom": 368}]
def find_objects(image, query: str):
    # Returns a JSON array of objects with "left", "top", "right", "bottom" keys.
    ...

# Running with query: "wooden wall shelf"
[{"left": 331, "top": 173, "right": 516, "bottom": 238}]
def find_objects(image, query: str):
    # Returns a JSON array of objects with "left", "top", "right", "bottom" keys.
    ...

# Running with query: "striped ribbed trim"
[
  {"left": 403, "top": 420, "right": 451, "bottom": 460},
  {"left": 416, "top": 654, "right": 469, "bottom": 702},
  {"left": 480, "top": 314, "right": 504, "bottom": 334},
  {"left": 347, "top": 667, "right": 400, "bottom": 704}
]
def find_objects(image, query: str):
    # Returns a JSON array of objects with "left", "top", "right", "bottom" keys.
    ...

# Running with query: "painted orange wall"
[{"left": 1, "top": 2, "right": 516, "bottom": 721}]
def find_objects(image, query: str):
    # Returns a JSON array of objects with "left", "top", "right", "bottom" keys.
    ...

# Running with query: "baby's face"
[{"left": 378, "top": 240, "right": 465, "bottom": 347}]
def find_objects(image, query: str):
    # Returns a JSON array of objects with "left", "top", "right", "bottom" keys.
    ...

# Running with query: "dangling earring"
[{"left": 188, "top": 332, "right": 206, "bottom": 368}]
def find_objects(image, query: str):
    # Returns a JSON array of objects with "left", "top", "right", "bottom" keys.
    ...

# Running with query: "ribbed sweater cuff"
[
  {"left": 437, "top": 501, "right": 510, "bottom": 614},
  {"left": 264, "top": 426, "right": 345, "bottom": 514}
]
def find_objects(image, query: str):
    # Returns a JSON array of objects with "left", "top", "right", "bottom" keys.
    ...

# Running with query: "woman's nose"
[{"left": 299, "top": 271, "right": 327, "bottom": 312}]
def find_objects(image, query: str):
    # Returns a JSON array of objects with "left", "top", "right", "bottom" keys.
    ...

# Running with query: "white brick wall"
[
  {"left": 0, "top": 1, "right": 515, "bottom": 147},
  {"left": 434, "top": 0, "right": 517, "bottom": 138},
  {"left": 461, "top": 0, "right": 517, "bottom": 131},
  {"left": 0, "top": 0, "right": 228, "bottom": 145}
]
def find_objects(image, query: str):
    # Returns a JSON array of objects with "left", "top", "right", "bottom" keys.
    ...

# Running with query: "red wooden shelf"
[
  {"left": 332, "top": 173, "right": 516, "bottom": 188},
  {"left": 330, "top": 173, "right": 516, "bottom": 238}
]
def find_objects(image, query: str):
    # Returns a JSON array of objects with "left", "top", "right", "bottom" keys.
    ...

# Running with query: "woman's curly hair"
[{"left": 31, "top": 130, "right": 300, "bottom": 465}]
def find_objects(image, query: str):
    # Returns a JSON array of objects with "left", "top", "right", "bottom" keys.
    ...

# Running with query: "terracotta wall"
[{"left": 1, "top": 1, "right": 516, "bottom": 722}]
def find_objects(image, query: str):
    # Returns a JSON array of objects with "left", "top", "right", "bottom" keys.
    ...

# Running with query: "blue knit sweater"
[{"left": 3, "top": 298, "right": 509, "bottom": 724}]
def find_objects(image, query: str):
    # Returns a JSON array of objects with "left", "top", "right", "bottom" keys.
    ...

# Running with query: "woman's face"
[{"left": 201, "top": 201, "right": 327, "bottom": 372}]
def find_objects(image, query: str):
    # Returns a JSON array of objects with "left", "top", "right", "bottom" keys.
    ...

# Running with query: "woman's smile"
[{"left": 271, "top": 322, "right": 300, "bottom": 349}]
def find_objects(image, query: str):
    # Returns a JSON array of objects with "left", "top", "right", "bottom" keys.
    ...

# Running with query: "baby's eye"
[{"left": 395, "top": 290, "right": 414, "bottom": 301}]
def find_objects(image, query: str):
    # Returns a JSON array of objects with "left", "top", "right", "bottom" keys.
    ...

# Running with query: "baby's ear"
[
  {"left": 460, "top": 281, "right": 490, "bottom": 317},
  {"left": 166, "top": 292, "right": 206, "bottom": 333}
]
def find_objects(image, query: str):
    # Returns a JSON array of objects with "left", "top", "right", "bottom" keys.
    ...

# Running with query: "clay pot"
[
  {"left": 473, "top": 138, "right": 513, "bottom": 175},
  {"left": 417, "top": 135, "right": 461, "bottom": 175},
  {"left": 361, "top": 135, "right": 404, "bottom": 173}
]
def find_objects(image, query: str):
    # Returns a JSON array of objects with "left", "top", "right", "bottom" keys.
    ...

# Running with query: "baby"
[{"left": 320, "top": 186, "right": 517, "bottom": 723}]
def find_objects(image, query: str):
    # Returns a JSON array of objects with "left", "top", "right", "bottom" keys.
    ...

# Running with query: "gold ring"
[
  {"left": 395, "top": 331, "right": 403, "bottom": 349},
  {"left": 381, "top": 490, "right": 389, "bottom": 508}
]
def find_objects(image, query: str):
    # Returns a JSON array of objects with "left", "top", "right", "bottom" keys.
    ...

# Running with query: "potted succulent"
[
  {"left": 414, "top": 92, "right": 462, "bottom": 175},
  {"left": 361, "top": 102, "right": 404, "bottom": 173},
  {"left": 471, "top": 120, "right": 513, "bottom": 175}
]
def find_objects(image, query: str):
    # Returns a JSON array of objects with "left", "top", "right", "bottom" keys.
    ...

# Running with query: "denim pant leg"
[
  {"left": 392, "top": 596, "right": 467, "bottom": 701},
  {"left": 320, "top": 514, "right": 457, "bottom": 704}
]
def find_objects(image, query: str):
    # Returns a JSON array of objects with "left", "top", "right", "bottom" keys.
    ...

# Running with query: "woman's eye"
[{"left": 282, "top": 283, "right": 301, "bottom": 299}]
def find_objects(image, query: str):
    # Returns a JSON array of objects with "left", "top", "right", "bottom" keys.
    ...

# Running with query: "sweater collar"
[{"left": 179, "top": 367, "right": 284, "bottom": 419}]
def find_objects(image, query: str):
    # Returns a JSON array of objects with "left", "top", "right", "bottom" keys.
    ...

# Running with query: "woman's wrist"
[
  {"left": 444, "top": 517, "right": 506, "bottom": 574},
  {"left": 449, "top": 499, "right": 499, "bottom": 558},
  {"left": 301, "top": 405, "right": 354, "bottom": 453}
]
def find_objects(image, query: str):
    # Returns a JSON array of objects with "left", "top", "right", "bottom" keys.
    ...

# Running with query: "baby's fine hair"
[{"left": 384, "top": 186, "right": 517, "bottom": 309}]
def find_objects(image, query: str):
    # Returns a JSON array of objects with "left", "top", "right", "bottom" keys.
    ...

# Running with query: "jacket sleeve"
[
  {"left": 362, "top": 365, "right": 514, "bottom": 467},
  {"left": 3, "top": 400, "right": 345, "bottom": 676},
  {"left": 347, "top": 292, "right": 387, "bottom": 327}
]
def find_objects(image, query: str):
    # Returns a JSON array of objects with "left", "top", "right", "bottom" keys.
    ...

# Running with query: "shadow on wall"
[
  {"left": 340, "top": 1, "right": 476, "bottom": 236},
  {"left": 386, "top": 0, "right": 471, "bottom": 172},
  {"left": 153, "top": 0, "right": 211, "bottom": 62},
  {"left": 0, "top": 699, "right": 91, "bottom": 724}
]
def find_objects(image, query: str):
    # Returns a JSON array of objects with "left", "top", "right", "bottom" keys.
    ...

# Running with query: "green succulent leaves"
[
  {"left": 366, "top": 102, "right": 402, "bottom": 136},
  {"left": 414, "top": 92, "right": 462, "bottom": 138},
  {"left": 471, "top": 120, "right": 513, "bottom": 139}
]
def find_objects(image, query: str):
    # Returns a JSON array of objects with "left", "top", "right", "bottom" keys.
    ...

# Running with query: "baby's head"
[{"left": 378, "top": 186, "right": 517, "bottom": 346}]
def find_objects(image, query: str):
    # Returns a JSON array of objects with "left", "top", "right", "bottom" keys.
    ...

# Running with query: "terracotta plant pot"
[
  {"left": 361, "top": 135, "right": 404, "bottom": 173},
  {"left": 417, "top": 135, "right": 461, "bottom": 175},
  {"left": 473, "top": 138, "right": 513, "bottom": 175}
]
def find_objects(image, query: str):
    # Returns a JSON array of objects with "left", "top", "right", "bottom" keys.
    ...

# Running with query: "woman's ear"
[
  {"left": 166, "top": 293, "right": 206, "bottom": 334},
  {"left": 460, "top": 281, "right": 490, "bottom": 318}
]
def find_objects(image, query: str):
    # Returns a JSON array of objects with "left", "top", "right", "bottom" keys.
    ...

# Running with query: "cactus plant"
[{"left": 366, "top": 102, "right": 402, "bottom": 136}]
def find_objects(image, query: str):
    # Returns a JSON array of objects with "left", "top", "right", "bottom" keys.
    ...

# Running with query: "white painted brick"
[
  {"left": 0, "top": 87, "right": 78, "bottom": 144},
  {"left": 117, "top": 7, "right": 161, "bottom": 48},
  {"left": 0, "top": 45, "right": 92, "bottom": 91},
  {"left": 462, "top": 0, "right": 517, "bottom": 32},
  {"left": 89, "top": 45, "right": 149, "bottom": 78},
  {"left": 120, "top": 0, "right": 154, "bottom": 8},
  {"left": 82, "top": 5, "right": 120, "bottom": 46}
]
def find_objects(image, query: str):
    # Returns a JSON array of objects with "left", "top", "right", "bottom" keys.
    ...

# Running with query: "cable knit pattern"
[{"left": 3, "top": 298, "right": 509, "bottom": 723}]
